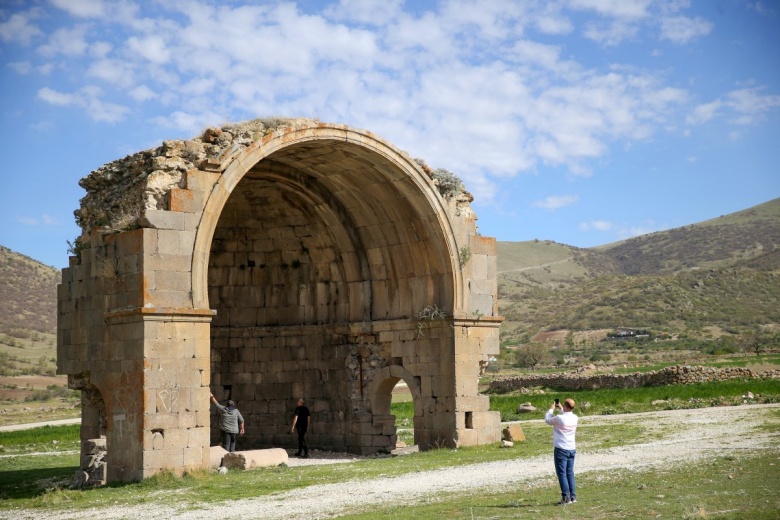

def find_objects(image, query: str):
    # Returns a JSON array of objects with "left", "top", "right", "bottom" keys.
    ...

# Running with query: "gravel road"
[{"left": 8, "top": 403, "right": 779, "bottom": 520}]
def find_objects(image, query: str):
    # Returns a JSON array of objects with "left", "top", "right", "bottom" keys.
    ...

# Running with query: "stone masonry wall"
[
  {"left": 488, "top": 365, "right": 780, "bottom": 393},
  {"left": 59, "top": 119, "right": 503, "bottom": 482}
]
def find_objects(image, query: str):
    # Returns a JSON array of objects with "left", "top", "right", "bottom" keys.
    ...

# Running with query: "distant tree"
[
  {"left": 515, "top": 343, "right": 547, "bottom": 369},
  {"left": 737, "top": 331, "right": 763, "bottom": 357}
]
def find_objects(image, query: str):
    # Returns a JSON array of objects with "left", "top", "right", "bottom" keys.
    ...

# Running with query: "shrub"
[{"left": 432, "top": 168, "right": 464, "bottom": 200}]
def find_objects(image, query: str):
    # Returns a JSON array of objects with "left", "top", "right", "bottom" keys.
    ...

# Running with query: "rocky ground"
[{"left": 9, "top": 403, "right": 779, "bottom": 520}]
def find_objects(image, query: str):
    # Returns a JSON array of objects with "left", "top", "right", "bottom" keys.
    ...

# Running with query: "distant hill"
[
  {"left": 497, "top": 198, "right": 780, "bottom": 345},
  {"left": 2, "top": 198, "right": 779, "bottom": 373},
  {"left": 0, "top": 246, "right": 59, "bottom": 335},
  {"left": 596, "top": 198, "right": 780, "bottom": 275},
  {"left": 0, "top": 246, "right": 59, "bottom": 375}
]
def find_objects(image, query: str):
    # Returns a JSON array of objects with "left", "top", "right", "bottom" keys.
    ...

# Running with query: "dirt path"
[
  {"left": 12, "top": 404, "right": 780, "bottom": 520},
  {"left": 497, "top": 257, "right": 573, "bottom": 274},
  {"left": 0, "top": 418, "right": 80, "bottom": 432}
]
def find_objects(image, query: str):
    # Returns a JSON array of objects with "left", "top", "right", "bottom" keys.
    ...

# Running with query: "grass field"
[
  {"left": 486, "top": 378, "right": 780, "bottom": 421},
  {"left": 337, "top": 451, "right": 780, "bottom": 519},
  {"left": 0, "top": 409, "right": 777, "bottom": 518},
  {"left": 1, "top": 379, "right": 779, "bottom": 516}
]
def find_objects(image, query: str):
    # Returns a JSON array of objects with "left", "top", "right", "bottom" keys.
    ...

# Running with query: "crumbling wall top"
[{"left": 74, "top": 117, "right": 473, "bottom": 238}]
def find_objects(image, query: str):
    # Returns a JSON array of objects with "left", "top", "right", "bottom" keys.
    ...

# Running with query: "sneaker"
[
  {"left": 555, "top": 499, "right": 570, "bottom": 506},
  {"left": 570, "top": 498, "right": 577, "bottom": 503},
  {"left": 294, "top": 452, "right": 301, "bottom": 457}
]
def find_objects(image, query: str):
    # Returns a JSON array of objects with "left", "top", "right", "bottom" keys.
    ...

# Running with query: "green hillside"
[
  {"left": 497, "top": 198, "right": 780, "bottom": 347},
  {"left": 0, "top": 246, "right": 59, "bottom": 375},
  {"left": 596, "top": 198, "right": 780, "bottom": 275}
]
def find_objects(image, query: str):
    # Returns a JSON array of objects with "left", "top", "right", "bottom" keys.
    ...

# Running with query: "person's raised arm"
[{"left": 545, "top": 401, "right": 558, "bottom": 425}]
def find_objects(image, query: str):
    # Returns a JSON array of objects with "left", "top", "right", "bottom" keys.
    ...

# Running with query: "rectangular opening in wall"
[
  {"left": 222, "top": 385, "right": 232, "bottom": 400},
  {"left": 465, "top": 411, "right": 473, "bottom": 429}
]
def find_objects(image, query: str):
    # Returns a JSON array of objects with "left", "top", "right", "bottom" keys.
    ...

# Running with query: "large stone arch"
[{"left": 57, "top": 119, "right": 501, "bottom": 483}]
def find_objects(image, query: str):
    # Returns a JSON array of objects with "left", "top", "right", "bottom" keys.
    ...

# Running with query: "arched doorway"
[{"left": 200, "top": 132, "right": 457, "bottom": 454}]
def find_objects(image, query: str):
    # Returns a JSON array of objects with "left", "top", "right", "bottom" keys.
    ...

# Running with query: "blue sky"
[{"left": 1, "top": 0, "right": 779, "bottom": 269}]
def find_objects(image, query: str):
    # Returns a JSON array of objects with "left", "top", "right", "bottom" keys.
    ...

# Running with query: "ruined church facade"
[{"left": 57, "top": 120, "right": 502, "bottom": 483}]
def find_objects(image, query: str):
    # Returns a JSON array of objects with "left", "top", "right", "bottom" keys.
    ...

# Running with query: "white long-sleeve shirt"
[{"left": 545, "top": 408, "right": 578, "bottom": 450}]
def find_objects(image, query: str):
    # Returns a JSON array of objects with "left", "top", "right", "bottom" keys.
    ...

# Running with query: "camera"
[{"left": 554, "top": 398, "right": 560, "bottom": 405}]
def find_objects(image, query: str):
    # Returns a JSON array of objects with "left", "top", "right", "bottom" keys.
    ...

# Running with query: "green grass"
[
  {"left": 0, "top": 420, "right": 653, "bottom": 511},
  {"left": 0, "top": 424, "right": 79, "bottom": 450},
  {"left": 338, "top": 451, "right": 780, "bottom": 519},
  {"left": 487, "top": 379, "right": 780, "bottom": 421},
  {"left": 2, "top": 384, "right": 778, "bottom": 514}
]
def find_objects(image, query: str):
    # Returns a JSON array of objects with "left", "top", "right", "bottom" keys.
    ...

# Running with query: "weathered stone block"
[{"left": 222, "top": 449, "right": 288, "bottom": 470}]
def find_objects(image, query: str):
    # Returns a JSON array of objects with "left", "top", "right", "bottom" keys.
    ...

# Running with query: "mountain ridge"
[{"left": 497, "top": 197, "right": 780, "bottom": 346}]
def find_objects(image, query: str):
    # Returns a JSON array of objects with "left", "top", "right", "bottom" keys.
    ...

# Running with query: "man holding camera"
[{"left": 545, "top": 398, "right": 579, "bottom": 505}]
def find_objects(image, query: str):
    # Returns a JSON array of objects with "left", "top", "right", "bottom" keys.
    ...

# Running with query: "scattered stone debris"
[
  {"left": 516, "top": 402, "right": 537, "bottom": 413},
  {"left": 502, "top": 424, "right": 526, "bottom": 443},
  {"left": 73, "top": 437, "right": 106, "bottom": 488}
]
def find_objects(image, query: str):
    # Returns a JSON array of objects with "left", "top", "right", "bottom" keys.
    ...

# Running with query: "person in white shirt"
[{"left": 545, "top": 398, "right": 578, "bottom": 505}]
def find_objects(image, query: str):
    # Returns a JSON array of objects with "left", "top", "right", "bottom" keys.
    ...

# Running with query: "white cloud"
[
  {"left": 16, "top": 214, "right": 60, "bottom": 226},
  {"left": 37, "top": 87, "right": 74, "bottom": 106},
  {"left": 8, "top": 61, "right": 33, "bottom": 74},
  {"left": 41, "top": 214, "right": 60, "bottom": 225},
  {"left": 532, "top": 3, "right": 573, "bottom": 35},
  {"left": 49, "top": 0, "right": 107, "bottom": 18},
  {"left": 16, "top": 216, "right": 38, "bottom": 226},
  {"left": 725, "top": 87, "right": 780, "bottom": 125},
  {"left": 0, "top": 10, "right": 43, "bottom": 45},
  {"left": 6, "top": 1, "right": 725, "bottom": 204},
  {"left": 127, "top": 35, "right": 171, "bottom": 64},
  {"left": 618, "top": 222, "right": 659, "bottom": 239},
  {"left": 533, "top": 195, "right": 579, "bottom": 210},
  {"left": 87, "top": 58, "right": 134, "bottom": 84},
  {"left": 151, "top": 110, "right": 225, "bottom": 134},
  {"left": 37, "top": 26, "right": 90, "bottom": 57},
  {"left": 30, "top": 120, "right": 54, "bottom": 132},
  {"left": 687, "top": 87, "right": 780, "bottom": 127},
  {"left": 324, "top": 0, "right": 404, "bottom": 25},
  {"left": 659, "top": 15, "right": 712, "bottom": 44},
  {"left": 38, "top": 86, "right": 129, "bottom": 122},
  {"left": 582, "top": 218, "right": 663, "bottom": 238},
  {"left": 686, "top": 100, "right": 721, "bottom": 125},
  {"left": 90, "top": 41, "right": 113, "bottom": 57},
  {"left": 580, "top": 220, "right": 613, "bottom": 231},
  {"left": 570, "top": 0, "right": 652, "bottom": 20},
  {"left": 129, "top": 85, "right": 156, "bottom": 102},
  {"left": 583, "top": 20, "right": 639, "bottom": 46},
  {"left": 511, "top": 40, "right": 564, "bottom": 71}
]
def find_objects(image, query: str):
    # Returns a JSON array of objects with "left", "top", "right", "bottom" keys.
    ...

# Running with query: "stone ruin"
[{"left": 57, "top": 118, "right": 503, "bottom": 483}]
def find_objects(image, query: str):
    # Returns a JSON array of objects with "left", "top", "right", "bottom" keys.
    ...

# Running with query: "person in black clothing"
[{"left": 290, "top": 398, "right": 310, "bottom": 457}]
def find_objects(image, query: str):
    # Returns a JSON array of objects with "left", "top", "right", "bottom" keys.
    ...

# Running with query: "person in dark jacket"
[
  {"left": 290, "top": 398, "right": 310, "bottom": 457},
  {"left": 210, "top": 393, "right": 245, "bottom": 452}
]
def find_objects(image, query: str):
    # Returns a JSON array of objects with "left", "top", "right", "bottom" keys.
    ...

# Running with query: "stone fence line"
[{"left": 487, "top": 365, "right": 780, "bottom": 392}]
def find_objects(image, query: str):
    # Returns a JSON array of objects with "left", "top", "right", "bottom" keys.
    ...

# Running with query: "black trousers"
[{"left": 296, "top": 428, "right": 308, "bottom": 454}]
